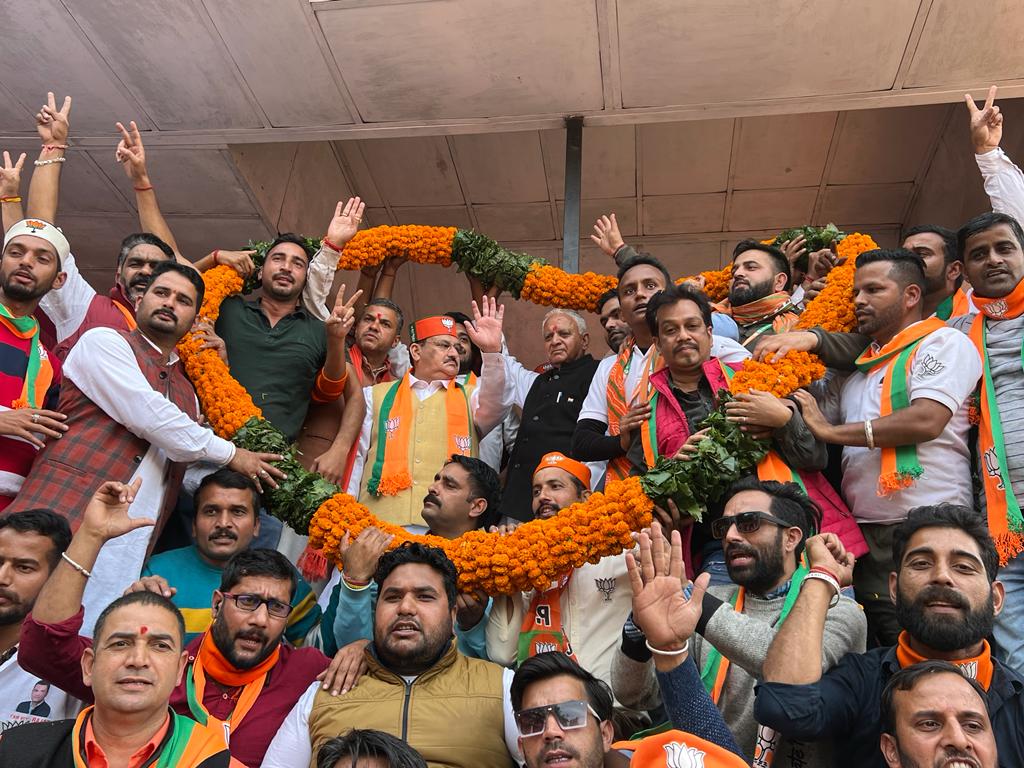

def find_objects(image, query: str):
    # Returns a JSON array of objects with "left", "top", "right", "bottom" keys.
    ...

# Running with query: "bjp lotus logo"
[
  {"left": 25, "top": 219, "right": 48, "bottom": 232},
  {"left": 986, "top": 298, "right": 1009, "bottom": 318},
  {"left": 663, "top": 741, "right": 706, "bottom": 768},
  {"left": 385, "top": 417, "right": 400, "bottom": 439},
  {"left": 454, "top": 434, "right": 472, "bottom": 454}
]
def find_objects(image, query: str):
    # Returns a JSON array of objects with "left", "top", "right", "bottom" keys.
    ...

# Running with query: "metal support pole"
[{"left": 561, "top": 116, "right": 584, "bottom": 273}]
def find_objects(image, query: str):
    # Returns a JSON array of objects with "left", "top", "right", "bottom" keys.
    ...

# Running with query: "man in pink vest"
[{"left": 8, "top": 261, "right": 284, "bottom": 633}]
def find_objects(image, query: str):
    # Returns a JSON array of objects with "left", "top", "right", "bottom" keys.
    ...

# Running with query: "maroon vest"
[
  {"left": 9, "top": 330, "right": 199, "bottom": 540},
  {"left": 53, "top": 289, "right": 136, "bottom": 361}
]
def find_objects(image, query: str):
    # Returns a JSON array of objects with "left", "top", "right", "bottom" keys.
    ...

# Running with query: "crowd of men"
[{"left": 0, "top": 84, "right": 1021, "bottom": 767}]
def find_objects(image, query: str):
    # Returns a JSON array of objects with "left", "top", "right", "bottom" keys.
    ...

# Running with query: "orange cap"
[
  {"left": 410, "top": 315, "right": 458, "bottom": 344},
  {"left": 534, "top": 452, "right": 591, "bottom": 488},
  {"left": 612, "top": 730, "right": 748, "bottom": 768}
]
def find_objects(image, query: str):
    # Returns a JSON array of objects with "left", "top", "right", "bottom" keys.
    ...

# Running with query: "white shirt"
[
  {"left": 346, "top": 352, "right": 511, "bottom": 496},
  {"left": 577, "top": 338, "right": 750, "bottom": 487},
  {"left": 485, "top": 553, "right": 633, "bottom": 698},
  {"left": 38, "top": 251, "right": 98, "bottom": 344},
  {"left": 976, "top": 147, "right": 1024, "bottom": 225},
  {"left": 833, "top": 324, "right": 981, "bottom": 524},
  {"left": 259, "top": 666, "right": 521, "bottom": 767},
  {"left": 0, "top": 649, "right": 82, "bottom": 733},
  {"left": 63, "top": 327, "right": 236, "bottom": 632}
]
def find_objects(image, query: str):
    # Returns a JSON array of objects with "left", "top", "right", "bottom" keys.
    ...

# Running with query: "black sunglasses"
[
  {"left": 711, "top": 510, "right": 793, "bottom": 540},
  {"left": 514, "top": 699, "right": 600, "bottom": 737}
]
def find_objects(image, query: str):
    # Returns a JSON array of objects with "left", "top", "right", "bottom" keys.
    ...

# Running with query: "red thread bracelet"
[
  {"left": 322, "top": 236, "right": 343, "bottom": 253},
  {"left": 809, "top": 565, "right": 840, "bottom": 583},
  {"left": 133, "top": 185, "right": 154, "bottom": 192}
]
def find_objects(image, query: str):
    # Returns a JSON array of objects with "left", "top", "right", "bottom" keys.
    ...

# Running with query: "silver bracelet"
[
  {"left": 864, "top": 419, "right": 875, "bottom": 450},
  {"left": 645, "top": 638, "right": 689, "bottom": 656},
  {"left": 61, "top": 551, "right": 91, "bottom": 579},
  {"left": 34, "top": 157, "right": 66, "bottom": 167},
  {"left": 802, "top": 571, "right": 840, "bottom": 608}
]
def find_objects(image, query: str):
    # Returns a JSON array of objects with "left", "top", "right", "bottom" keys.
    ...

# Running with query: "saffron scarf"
[
  {"left": 72, "top": 706, "right": 231, "bottom": 768},
  {"left": 853, "top": 317, "right": 947, "bottom": 496},
  {"left": 607, "top": 340, "right": 660, "bottom": 482},
  {"left": 0, "top": 302, "right": 54, "bottom": 409},
  {"left": 720, "top": 292, "right": 799, "bottom": 328},
  {"left": 367, "top": 373, "right": 473, "bottom": 496},
  {"left": 699, "top": 565, "right": 808, "bottom": 768},
  {"left": 935, "top": 287, "right": 972, "bottom": 321},
  {"left": 516, "top": 573, "right": 578, "bottom": 664},
  {"left": 641, "top": 359, "right": 805, "bottom": 489},
  {"left": 895, "top": 631, "right": 994, "bottom": 691},
  {"left": 185, "top": 631, "right": 280, "bottom": 744},
  {"left": 969, "top": 280, "right": 1024, "bottom": 565}
]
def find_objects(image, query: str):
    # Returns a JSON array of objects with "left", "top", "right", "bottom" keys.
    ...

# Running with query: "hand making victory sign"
[{"left": 965, "top": 85, "right": 1002, "bottom": 155}]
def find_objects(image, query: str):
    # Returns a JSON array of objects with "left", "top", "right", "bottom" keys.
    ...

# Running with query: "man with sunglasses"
[
  {"left": 611, "top": 478, "right": 865, "bottom": 768},
  {"left": 16, "top": 480, "right": 346, "bottom": 768},
  {"left": 346, "top": 302, "right": 511, "bottom": 529}
]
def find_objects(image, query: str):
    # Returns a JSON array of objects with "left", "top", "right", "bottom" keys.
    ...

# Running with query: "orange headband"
[
  {"left": 410, "top": 315, "right": 458, "bottom": 344},
  {"left": 534, "top": 452, "right": 591, "bottom": 488}
]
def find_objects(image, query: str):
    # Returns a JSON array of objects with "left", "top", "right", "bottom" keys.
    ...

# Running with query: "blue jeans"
[{"left": 994, "top": 552, "right": 1024, "bottom": 676}]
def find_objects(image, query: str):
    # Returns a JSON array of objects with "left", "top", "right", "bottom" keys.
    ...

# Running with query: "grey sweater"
[{"left": 611, "top": 582, "right": 867, "bottom": 768}]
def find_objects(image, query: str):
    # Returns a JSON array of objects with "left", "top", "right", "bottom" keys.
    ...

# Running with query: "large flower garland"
[{"left": 177, "top": 227, "right": 877, "bottom": 593}]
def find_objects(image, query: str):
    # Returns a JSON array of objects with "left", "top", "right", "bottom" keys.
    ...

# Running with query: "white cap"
[{"left": 3, "top": 218, "right": 71, "bottom": 265}]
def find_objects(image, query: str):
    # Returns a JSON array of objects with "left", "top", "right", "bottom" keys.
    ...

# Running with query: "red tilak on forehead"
[{"left": 140, "top": 626, "right": 148, "bottom": 635}]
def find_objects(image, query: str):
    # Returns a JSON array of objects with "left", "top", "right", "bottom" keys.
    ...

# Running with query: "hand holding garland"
[{"left": 791, "top": 389, "right": 952, "bottom": 448}]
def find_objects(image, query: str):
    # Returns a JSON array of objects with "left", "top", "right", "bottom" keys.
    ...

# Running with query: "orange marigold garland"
[
  {"left": 520, "top": 264, "right": 618, "bottom": 310},
  {"left": 727, "top": 232, "right": 878, "bottom": 398},
  {"left": 309, "top": 477, "right": 653, "bottom": 594}
]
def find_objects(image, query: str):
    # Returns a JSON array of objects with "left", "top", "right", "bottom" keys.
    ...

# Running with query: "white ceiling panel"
[
  {"left": 451, "top": 132, "right": 550, "bottom": 204},
  {"left": 0, "top": 1, "right": 149, "bottom": 133},
  {"left": 819, "top": 183, "right": 914, "bottom": 225},
  {"left": 618, "top": 0, "right": 921, "bottom": 107},
  {"left": 61, "top": 0, "right": 262, "bottom": 130},
  {"left": 643, "top": 194, "right": 726, "bottom": 235},
  {"left": 202, "top": 0, "right": 352, "bottom": 128},
  {"left": 473, "top": 203, "right": 555, "bottom": 241},
  {"left": 828, "top": 105, "right": 948, "bottom": 185},
  {"left": 356, "top": 137, "right": 463, "bottom": 207},
  {"left": 732, "top": 113, "right": 837, "bottom": 190},
  {"left": 391, "top": 206, "right": 473, "bottom": 229},
  {"left": 906, "top": 0, "right": 1024, "bottom": 87},
  {"left": 640, "top": 120, "right": 734, "bottom": 195},
  {"left": 542, "top": 125, "right": 636, "bottom": 200},
  {"left": 316, "top": 0, "right": 604, "bottom": 121},
  {"left": 727, "top": 188, "right": 818, "bottom": 230}
]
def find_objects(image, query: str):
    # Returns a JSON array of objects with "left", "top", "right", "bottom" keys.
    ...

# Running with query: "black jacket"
[
  {"left": 754, "top": 645, "right": 1024, "bottom": 768},
  {"left": 500, "top": 354, "right": 600, "bottom": 521}
]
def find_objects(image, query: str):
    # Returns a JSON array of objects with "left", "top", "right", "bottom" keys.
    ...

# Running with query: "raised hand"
[
  {"left": 325, "top": 284, "right": 363, "bottom": 344},
  {"left": 804, "top": 532, "right": 855, "bottom": 587},
  {"left": 966, "top": 86, "right": 1003, "bottom": 155},
  {"left": 466, "top": 295, "right": 504, "bottom": 353},
  {"left": 80, "top": 478, "right": 155, "bottom": 543},
  {"left": 214, "top": 249, "right": 255, "bottom": 278},
  {"left": 780, "top": 235, "right": 807, "bottom": 268},
  {"left": 36, "top": 92, "right": 72, "bottom": 146},
  {"left": 115, "top": 120, "right": 149, "bottom": 184},
  {"left": 626, "top": 521, "right": 708, "bottom": 653},
  {"left": 326, "top": 197, "right": 365, "bottom": 247},
  {"left": 339, "top": 527, "right": 394, "bottom": 583},
  {"left": 0, "top": 151, "right": 26, "bottom": 198},
  {"left": 590, "top": 213, "right": 625, "bottom": 257}
]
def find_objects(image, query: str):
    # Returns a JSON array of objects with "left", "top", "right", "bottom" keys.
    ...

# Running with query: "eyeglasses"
[
  {"left": 514, "top": 699, "right": 601, "bottom": 737},
  {"left": 220, "top": 592, "right": 293, "bottom": 619},
  {"left": 711, "top": 510, "right": 793, "bottom": 540}
]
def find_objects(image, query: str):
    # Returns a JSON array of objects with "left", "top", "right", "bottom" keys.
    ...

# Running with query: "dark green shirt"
[{"left": 216, "top": 296, "right": 327, "bottom": 440}]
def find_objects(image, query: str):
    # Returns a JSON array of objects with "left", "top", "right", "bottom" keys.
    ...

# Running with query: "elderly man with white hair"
[{"left": 499, "top": 308, "right": 601, "bottom": 521}]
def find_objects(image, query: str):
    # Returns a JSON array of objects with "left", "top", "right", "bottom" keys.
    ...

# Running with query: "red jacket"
[
  {"left": 649, "top": 360, "right": 868, "bottom": 558},
  {"left": 18, "top": 607, "right": 330, "bottom": 768}
]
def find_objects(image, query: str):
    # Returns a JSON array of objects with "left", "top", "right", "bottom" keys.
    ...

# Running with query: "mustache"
[
  {"left": 423, "top": 493, "right": 442, "bottom": 507},
  {"left": 235, "top": 629, "right": 269, "bottom": 645},
  {"left": 914, "top": 585, "right": 970, "bottom": 611},
  {"left": 209, "top": 529, "right": 238, "bottom": 541},
  {"left": 725, "top": 543, "right": 758, "bottom": 559},
  {"left": 538, "top": 741, "right": 579, "bottom": 762},
  {"left": 152, "top": 308, "right": 177, "bottom": 322},
  {"left": 0, "top": 588, "right": 21, "bottom": 604}
]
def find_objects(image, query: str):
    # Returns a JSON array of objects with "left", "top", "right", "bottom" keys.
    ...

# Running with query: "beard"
[
  {"left": 724, "top": 529, "right": 787, "bottom": 595},
  {"left": 1, "top": 271, "right": 48, "bottom": 302},
  {"left": 374, "top": 614, "right": 453, "bottom": 676},
  {"left": 0, "top": 588, "right": 30, "bottom": 627},
  {"left": 210, "top": 613, "right": 279, "bottom": 670},
  {"left": 729, "top": 277, "right": 774, "bottom": 307},
  {"left": 895, "top": 581, "right": 995, "bottom": 652}
]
